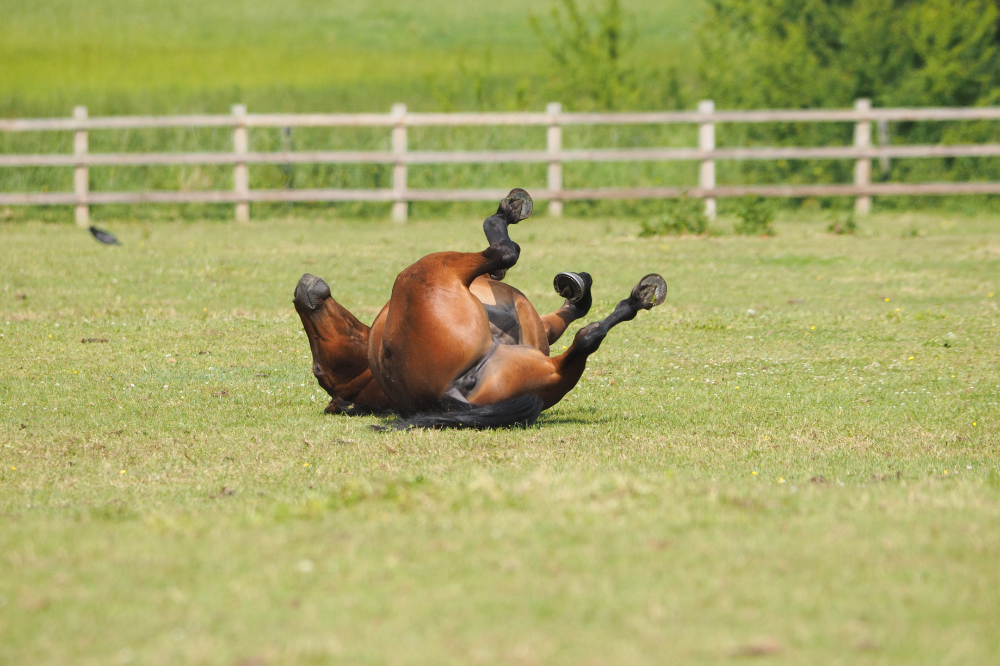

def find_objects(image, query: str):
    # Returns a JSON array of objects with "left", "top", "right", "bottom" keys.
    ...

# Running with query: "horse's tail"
[{"left": 382, "top": 394, "right": 544, "bottom": 431}]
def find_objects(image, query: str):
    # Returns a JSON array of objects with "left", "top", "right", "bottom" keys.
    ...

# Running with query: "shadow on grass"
[
  {"left": 536, "top": 412, "right": 616, "bottom": 426},
  {"left": 361, "top": 410, "right": 617, "bottom": 430}
]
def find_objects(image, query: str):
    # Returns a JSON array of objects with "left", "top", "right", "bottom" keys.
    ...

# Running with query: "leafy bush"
[
  {"left": 733, "top": 196, "right": 775, "bottom": 236},
  {"left": 828, "top": 211, "right": 858, "bottom": 235},
  {"left": 638, "top": 197, "right": 709, "bottom": 236},
  {"left": 698, "top": 0, "right": 1000, "bottom": 194},
  {"left": 529, "top": 0, "right": 639, "bottom": 110},
  {"left": 700, "top": 0, "right": 1000, "bottom": 112}
]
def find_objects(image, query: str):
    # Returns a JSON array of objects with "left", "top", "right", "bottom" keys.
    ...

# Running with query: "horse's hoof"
[
  {"left": 293, "top": 273, "right": 331, "bottom": 311},
  {"left": 630, "top": 274, "right": 667, "bottom": 310},
  {"left": 498, "top": 188, "right": 533, "bottom": 223},
  {"left": 553, "top": 271, "right": 591, "bottom": 304}
]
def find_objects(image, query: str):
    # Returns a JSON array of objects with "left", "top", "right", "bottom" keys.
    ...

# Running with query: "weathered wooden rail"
[{"left": 3, "top": 99, "right": 1000, "bottom": 225}]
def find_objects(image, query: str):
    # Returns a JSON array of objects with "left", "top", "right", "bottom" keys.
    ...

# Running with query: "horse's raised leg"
[
  {"left": 540, "top": 271, "right": 594, "bottom": 345},
  {"left": 294, "top": 273, "right": 393, "bottom": 414},
  {"left": 466, "top": 273, "right": 667, "bottom": 410},
  {"left": 560, "top": 273, "right": 667, "bottom": 363}
]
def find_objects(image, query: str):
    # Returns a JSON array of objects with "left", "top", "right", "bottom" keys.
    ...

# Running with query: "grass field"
[
  {"left": 0, "top": 0, "right": 702, "bottom": 114},
  {"left": 2, "top": 210, "right": 998, "bottom": 664},
  {"left": 1, "top": 0, "right": 712, "bottom": 224}
]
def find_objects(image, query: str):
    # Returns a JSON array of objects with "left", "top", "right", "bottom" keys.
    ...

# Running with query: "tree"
[
  {"left": 697, "top": 0, "right": 1000, "bottom": 198},
  {"left": 529, "top": 0, "right": 639, "bottom": 110},
  {"left": 700, "top": 0, "right": 1000, "bottom": 110},
  {"left": 700, "top": 0, "right": 1000, "bottom": 108}
]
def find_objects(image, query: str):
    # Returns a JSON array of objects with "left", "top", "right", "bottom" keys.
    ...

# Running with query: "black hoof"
[
  {"left": 629, "top": 274, "right": 667, "bottom": 310},
  {"left": 293, "top": 273, "right": 331, "bottom": 312},
  {"left": 498, "top": 188, "right": 533, "bottom": 224},
  {"left": 553, "top": 271, "right": 592, "bottom": 304}
]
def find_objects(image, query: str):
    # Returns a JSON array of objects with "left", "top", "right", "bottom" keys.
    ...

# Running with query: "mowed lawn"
[{"left": 1, "top": 211, "right": 999, "bottom": 665}]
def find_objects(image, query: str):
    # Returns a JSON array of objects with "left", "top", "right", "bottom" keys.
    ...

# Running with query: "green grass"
[
  {"left": 0, "top": 0, "right": 709, "bottom": 225},
  {"left": 2, "top": 211, "right": 998, "bottom": 664},
  {"left": 0, "top": 0, "right": 703, "bottom": 114}
]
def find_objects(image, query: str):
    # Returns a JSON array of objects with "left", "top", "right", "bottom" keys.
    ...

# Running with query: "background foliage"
[
  {"left": 3, "top": 0, "right": 1000, "bottom": 220},
  {"left": 698, "top": 0, "right": 1000, "bottom": 203},
  {"left": 700, "top": 0, "right": 1000, "bottom": 110}
]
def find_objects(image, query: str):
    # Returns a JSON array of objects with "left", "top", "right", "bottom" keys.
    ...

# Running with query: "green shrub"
[
  {"left": 638, "top": 196, "right": 709, "bottom": 236},
  {"left": 700, "top": 0, "right": 1000, "bottom": 111},
  {"left": 529, "top": 0, "right": 639, "bottom": 110},
  {"left": 698, "top": 0, "right": 1000, "bottom": 196},
  {"left": 828, "top": 211, "right": 857, "bottom": 235},
  {"left": 733, "top": 196, "right": 775, "bottom": 236}
]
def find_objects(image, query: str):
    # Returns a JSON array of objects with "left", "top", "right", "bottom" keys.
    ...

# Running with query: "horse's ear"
[{"left": 498, "top": 188, "right": 533, "bottom": 223}]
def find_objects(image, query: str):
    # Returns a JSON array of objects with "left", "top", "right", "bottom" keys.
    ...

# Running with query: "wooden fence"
[{"left": 4, "top": 99, "right": 1000, "bottom": 225}]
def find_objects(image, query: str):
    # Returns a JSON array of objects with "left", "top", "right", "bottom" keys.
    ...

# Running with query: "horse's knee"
[
  {"left": 572, "top": 321, "right": 606, "bottom": 356},
  {"left": 483, "top": 239, "right": 520, "bottom": 269}
]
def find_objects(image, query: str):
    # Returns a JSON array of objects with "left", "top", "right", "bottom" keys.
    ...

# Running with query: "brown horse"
[{"left": 294, "top": 188, "right": 666, "bottom": 429}]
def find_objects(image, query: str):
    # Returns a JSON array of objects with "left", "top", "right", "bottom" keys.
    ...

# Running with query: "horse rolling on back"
[{"left": 294, "top": 188, "right": 667, "bottom": 429}]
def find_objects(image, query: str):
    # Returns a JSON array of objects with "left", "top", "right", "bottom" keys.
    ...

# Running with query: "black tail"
[{"left": 380, "top": 394, "right": 544, "bottom": 431}]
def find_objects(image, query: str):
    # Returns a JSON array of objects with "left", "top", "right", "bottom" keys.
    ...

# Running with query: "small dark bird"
[{"left": 89, "top": 226, "right": 121, "bottom": 245}]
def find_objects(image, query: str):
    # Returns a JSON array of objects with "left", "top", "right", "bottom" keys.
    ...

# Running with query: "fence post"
[
  {"left": 877, "top": 118, "right": 890, "bottom": 176},
  {"left": 391, "top": 104, "right": 408, "bottom": 223},
  {"left": 547, "top": 102, "right": 563, "bottom": 217},
  {"left": 73, "top": 106, "right": 89, "bottom": 228},
  {"left": 232, "top": 104, "right": 249, "bottom": 223},
  {"left": 281, "top": 126, "right": 294, "bottom": 189},
  {"left": 854, "top": 98, "right": 872, "bottom": 215},
  {"left": 698, "top": 100, "right": 716, "bottom": 219}
]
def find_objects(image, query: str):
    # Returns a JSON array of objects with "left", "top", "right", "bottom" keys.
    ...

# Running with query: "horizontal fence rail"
[
  {"left": 4, "top": 100, "right": 1000, "bottom": 224},
  {"left": 8, "top": 143, "right": 1000, "bottom": 168},
  {"left": 7, "top": 106, "right": 1000, "bottom": 132}
]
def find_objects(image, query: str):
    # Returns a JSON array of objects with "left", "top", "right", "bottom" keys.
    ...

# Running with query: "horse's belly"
[
  {"left": 484, "top": 303, "right": 521, "bottom": 345},
  {"left": 370, "top": 291, "right": 494, "bottom": 415}
]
